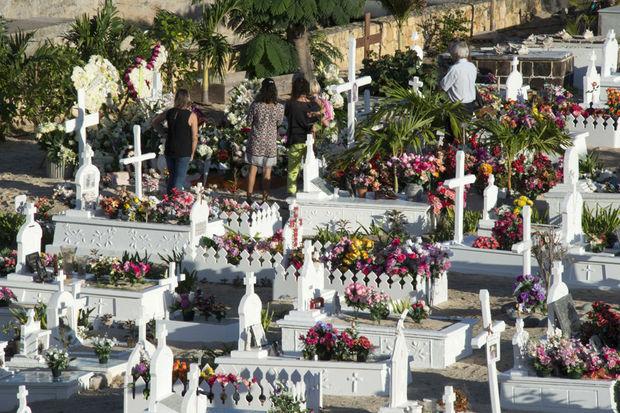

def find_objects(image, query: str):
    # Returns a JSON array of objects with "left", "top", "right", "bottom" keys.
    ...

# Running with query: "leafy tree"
[
  {"left": 234, "top": 0, "right": 364, "bottom": 79},
  {"left": 379, "top": 0, "right": 426, "bottom": 50},
  {"left": 192, "top": 0, "right": 241, "bottom": 103}
]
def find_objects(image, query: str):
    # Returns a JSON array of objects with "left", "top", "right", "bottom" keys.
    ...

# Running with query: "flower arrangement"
[
  {"left": 367, "top": 290, "right": 391, "bottom": 322},
  {"left": 0, "top": 287, "right": 16, "bottom": 307},
  {"left": 511, "top": 153, "right": 562, "bottom": 200},
  {"left": 112, "top": 257, "right": 151, "bottom": 285},
  {"left": 0, "top": 250, "right": 16, "bottom": 277},
  {"left": 172, "top": 359, "right": 190, "bottom": 384},
  {"left": 131, "top": 356, "right": 151, "bottom": 398},
  {"left": 45, "top": 347, "right": 70, "bottom": 377},
  {"left": 324, "top": 236, "right": 374, "bottom": 274},
  {"left": 299, "top": 322, "right": 373, "bottom": 362},
  {"left": 71, "top": 55, "right": 120, "bottom": 113},
  {"left": 580, "top": 301, "right": 620, "bottom": 349},
  {"left": 170, "top": 292, "right": 196, "bottom": 321},
  {"left": 472, "top": 236, "right": 500, "bottom": 250},
  {"left": 512, "top": 195, "right": 534, "bottom": 215},
  {"left": 409, "top": 300, "right": 430, "bottom": 323},
  {"left": 200, "top": 229, "right": 284, "bottom": 265},
  {"left": 195, "top": 289, "right": 228, "bottom": 322},
  {"left": 343, "top": 282, "right": 390, "bottom": 322},
  {"left": 492, "top": 210, "right": 523, "bottom": 250},
  {"left": 513, "top": 274, "right": 546, "bottom": 315},
  {"left": 35, "top": 123, "right": 78, "bottom": 167},
  {"left": 200, "top": 365, "right": 257, "bottom": 388},
  {"left": 100, "top": 188, "right": 197, "bottom": 224},
  {"left": 344, "top": 282, "right": 371, "bottom": 312},
  {"left": 388, "top": 153, "right": 441, "bottom": 186},
  {"left": 351, "top": 167, "right": 381, "bottom": 192},
  {"left": 124, "top": 42, "right": 168, "bottom": 100},
  {"left": 226, "top": 78, "right": 262, "bottom": 130},
  {"left": 92, "top": 335, "right": 117, "bottom": 364},
  {"left": 155, "top": 188, "right": 195, "bottom": 224},
  {"left": 427, "top": 183, "right": 456, "bottom": 216}
]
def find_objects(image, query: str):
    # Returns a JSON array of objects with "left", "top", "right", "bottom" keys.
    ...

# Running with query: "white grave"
[
  {"left": 561, "top": 170, "right": 584, "bottom": 248},
  {"left": 546, "top": 261, "right": 570, "bottom": 337},
  {"left": 15, "top": 203, "right": 42, "bottom": 275},
  {"left": 444, "top": 151, "right": 476, "bottom": 244},
  {"left": 379, "top": 311, "right": 422, "bottom": 413},
  {"left": 46, "top": 276, "right": 82, "bottom": 347},
  {"left": 295, "top": 134, "right": 328, "bottom": 200},
  {"left": 148, "top": 324, "right": 173, "bottom": 412},
  {"left": 478, "top": 174, "right": 498, "bottom": 237},
  {"left": 442, "top": 386, "right": 456, "bottom": 413},
  {"left": 601, "top": 30, "right": 618, "bottom": 79},
  {"left": 7, "top": 309, "right": 50, "bottom": 368},
  {"left": 230, "top": 272, "right": 268, "bottom": 359},
  {"left": 583, "top": 51, "right": 601, "bottom": 107},
  {"left": 330, "top": 36, "right": 372, "bottom": 147},
  {"left": 70, "top": 143, "right": 100, "bottom": 216},
  {"left": 471, "top": 289, "right": 505, "bottom": 413},
  {"left": 505, "top": 56, "right": 530, "bottom": 102},
  {"left": 120, "top": 125, "right": 156, "bottom": 199},
  {"left": 510, "top": 317, "right": 530, "bottom": 377},
  {"left": 64, "top": 88, "right": 100, "bottom": 166},
  {"left": 16, "top": 385, "right": 31, "bottom": 413},
  {"left": 511, "top": 205, "right": 533, "bottom": 276}
]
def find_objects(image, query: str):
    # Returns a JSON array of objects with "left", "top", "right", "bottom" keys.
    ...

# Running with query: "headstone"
[
  {"left": 148, "top": 324, "right": 174, "bottom": 410},
  {"left": 510, "top": 317, "right": 530, "bottom": 377},
  {"left": 478, "top": 174, "right": 498, "bottom": 236},
  {"left": 505, "top": 56, "right": 529, "bottom": 102},
  {"left": 64, "top": 88, "right": 100, "bottom": 167},
  {"left": 560, "top": 170, "right": 584, "bottom": 246},
  {"left": 443, "top": 151, "right": 476, "bottom": 244},
  {"left": 583, "top": 51, "right": 601, "bottom": 107},
  {"left": 16, "top": 385, "right": 31, "bottom": 413},
  {"left": 442, "top": 386, "right": 456, "bottom": 413},
  {"left": 330, "top": 36, "right": 372, "bottom": 147},
  {"left": 46, "top": 279, "right": 80, "bottom": 347},
  {"left": 120, "top": 125, "right": 156, "bottom": 198},
  {"left": 15, "top": 203, "right": 42, "bottom": 275},
  {"left": 511, "top": 205, "right": 532, "bottom": 276},
  {"left": 302, "top": 134, "right": 320, "bottom": 194},
  {"left": 72, "top": 143, "right": 100, "bottom": 214},
  {"left": 283, "top": 201, "right": 303, "bottom": 253},
  {"left": 471, "top": 290, "right": 505, "bottom": 413},
  {"left": 110, "top": 171, "right": 131, "bottom": 187},
  {"left": 189, "top": 185, "right": 210, "bottom": 247},
  {"left": 231, "top": 272, "right": 268, "bottom": 358},
  {"left": 546, "top": 261, "right": 576, "bottom": 337},
  {"left": 408, "top": 76, "right": 423, "bottom": 96},
  {"left": 601, "top": 29, "right": 618, "bottom": 78}
]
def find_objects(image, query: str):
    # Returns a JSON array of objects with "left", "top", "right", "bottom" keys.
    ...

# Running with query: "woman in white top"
[{"left": 440, "top": 41, "right": 478, "bottom": 114}]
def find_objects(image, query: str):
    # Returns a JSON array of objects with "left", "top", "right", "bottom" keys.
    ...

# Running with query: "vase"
[
  {"left": 356, "top": 188, "right": 368, "bottom": 199},
  {"left": 51, "top": 368, "right": 62, "bottom": 381},
  {"left": 182, "top": 310, "right": 195, "bottom": 322},
  {"left": 405, "top": 183, "right": 423, "bottom": 201},
  {"left": 98, "top": 355, "right": 109, "bottom": 364},
  {"left": 46, "top": 159, "right": 74, "bottom": 180},
  {"left": 567, "top": 370, "right": 583, "bottom": 379},
  {"left": 0, "top": 301, "right": 8, "bottom": 308},
  {"left": 356, "top": 352, "right": 368, "bottom": 362},
  {"left": 535, "top": 368, "right": 551, "bottom": 378}
]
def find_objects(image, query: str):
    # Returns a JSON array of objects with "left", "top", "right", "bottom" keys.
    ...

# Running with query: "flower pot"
[
  {"left": 98, "top": 355, "right": 109, "bottom": 364},
  {"left": 535, "top": 368, "right": 552, "bottom": 377},
  {"left": 567, "top": 370, "right": 584, "bottom": 379},
  {"left": 51, "top": 368, "right": 62, "bottom": 381},
  {"left": 46, "top": 159, "right": 74, "bottom": 180},
  {"left": 0, "top": 301, "right": 8, "bottom": 308},
  {"left": 356, "top": 188, "right": 368, "bottom": 199},
  {"left": 182, "top": 310, "right": 195, "bottom": 322},
  {"left": 405, "top": 183, "right": 424, "bottom": 202},
  {"left": 356, "top": 352, "right": 368, "bottom": 362}
]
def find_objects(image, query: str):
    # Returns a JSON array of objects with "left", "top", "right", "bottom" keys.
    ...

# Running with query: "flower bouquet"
[
  {"left": 472, "top": 236, "right": 500, "bottom": 250},
  {"left": 0, "top": 286, "right": 16, "bottom": 307},
  {"left": 513, "top": 274, "right": 546, "bottom": 315},
  {"left": 111, "top": 257, "right": 151, "bottom": 285},
  {"left": 408, "top": 300, "right": 430, "bottom": 323},
  {"left": 344, "top": 282, "right": 370, "bottom": 312},
  {"left": 195, "top": 289, "right": 228, "bottom": 322},
  {"left": 367, "top": 290, "right": 391, "bottom": 323},
  {"left": 170, "top": 293, "right": 196, "bottom": 321},
  {"left": 0, "top": 249, "right": 17, "bottom": 277},
  {"left": 324, "top": 237, "right": 374, "bottom": 274},
  {"left": 492, "top": 210, "right": 523, "bottom": 250},
  {"left": 172, "top": 359, "right": 190, "bottom": 385},
  {"left": 299, "top": 322, "right": 339, "bottom": 361},
  {"left": 131, "top": 356, "right": 151, "bottom": 399},
  {"left": 45, "top": 347, "right": 70, "bottom": 380},
  {"left": 200, "top": 365, "right": 257, "bottom": 389},
  {"left": 92, "top": 335, "right": 117, "bottom": 364}
]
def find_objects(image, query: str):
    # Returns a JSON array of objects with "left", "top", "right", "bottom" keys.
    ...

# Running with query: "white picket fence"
[
  {"left": 564, "top": 114, "right": 620, "bottom": 148},
  {"left": 218, "top": 202, "right": 282, "bottom": 237}
]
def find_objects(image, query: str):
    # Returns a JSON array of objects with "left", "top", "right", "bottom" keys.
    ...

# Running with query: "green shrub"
[
  {"left": 582, "top": 204, "right": 620, "bottom": 252},
  {"left": 0, "top": 211, "right": 25, "bottom": 250},
  {"left": 420, "top": 9, "right": 469, "bottom": 56}
]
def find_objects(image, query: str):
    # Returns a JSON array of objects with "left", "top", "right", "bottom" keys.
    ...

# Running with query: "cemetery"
[{"left": 3, "top": 0, "right": 620, "bottom": 412}]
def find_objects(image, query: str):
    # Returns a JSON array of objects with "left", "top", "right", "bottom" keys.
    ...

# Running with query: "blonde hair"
[
  {"left": 174, "top": 89, "right": 192, "bottom": 109},
  {"left": 310, "top": 79, "right": 321, "bottom": 96}
]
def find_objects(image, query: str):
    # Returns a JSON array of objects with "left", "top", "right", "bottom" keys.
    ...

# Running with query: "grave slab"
[
  {"left": 158, "top": 318, "right": 239, "bottom": 345},
  {"left": 0, "top": 370, "right": 86, "bottom": 411}
]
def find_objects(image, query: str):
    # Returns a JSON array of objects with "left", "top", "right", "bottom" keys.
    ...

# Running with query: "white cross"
[
  {"left": 120, "top": 125, "right": 156, "bottom": 198},
  {"left": 408, "top": 76, "right": 423, "bottom": 96},
  {"left": 346, "top": 372, "right": 363, "bottom": 394},
  {"left": 244, "top": 271, "right": 257, "bottom": 296},
  {"left": 442, "top": 386, "right": 456, "bottom": 413},
  {"left": 57, "top": 270, "right": 66, "bottom": 292},
  {"left": 157, "top": 323, "right": 168, "bottom": 348},
  {"left": 330, "top": 36, "right": 372, "bottom": 147},
  {"left": 194, "top": 182, "right": 205, "bottom": 203},
  {"left": 64, "top": 89, "right": 100, "bottom": 166},
  {"left": 443, "top": 151, "right": 476, "bottom": 244},
  {"left": 151, "top": 70, "right": 163, "bottom": 100},
  {"left": 511, "top": 205, "right": 532, "bottom": 276},
  {"left": 24, "top": 203, "right": 37, "bottom": 225},
  {"left": 138, "top": 305, "right": 148, "bottom": 344},
  {"left": 471, "top": 289, "right": 505, "bottom": 413},
  {"left": 16, "top": 385, "right": 31, "bottom": 413},
  {"left": 547, "top": 261, "right": 568, "bottom": 336},
  {"left": 585, "top": 264, "right": 593, "bottom": 281}
]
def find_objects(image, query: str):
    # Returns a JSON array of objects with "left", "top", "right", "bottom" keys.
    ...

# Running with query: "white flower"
[{"left": 120, "top": 36, "right": 135, "bottom": 52}]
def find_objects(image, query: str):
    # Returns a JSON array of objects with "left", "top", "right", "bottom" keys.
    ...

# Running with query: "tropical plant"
[
  {"left": 582, "top": 204, "right": 620, "bottom": 252},
  {"left": 261, "top": 303, "right": 274, "bottom": 333},
  {"left": 360, "top": 49, "right": 436, "bottom": 95},
  {"left": 420, "top": 9, "right": 469, "bottom": 56},
  {"left": 379, "top": 0, "right": 426, "bottom": 49},
  {"left": 309, "top": 31, "right": 343, "bottom": 70},
  {"left": 192, "top": 0, "right": 240, "bottom": 103}
]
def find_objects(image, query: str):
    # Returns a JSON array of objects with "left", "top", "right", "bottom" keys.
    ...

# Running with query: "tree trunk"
[
  {"left": 202, "top": 57, "right": 210, "bottom": 104},
  {"left": 289, "top": 25, "right": 315, "bottom": 83}
]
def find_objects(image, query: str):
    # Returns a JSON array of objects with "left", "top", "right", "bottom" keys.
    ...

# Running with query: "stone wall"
[{"left": 319, "top": 0, "right": 544, "bottom": 71}]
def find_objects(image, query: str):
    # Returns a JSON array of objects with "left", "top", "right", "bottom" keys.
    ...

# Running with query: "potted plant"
[
  {"left": 44, "top": 347, "right": 70, "bottom": 380},
  {"left": 582, "top": 205, "right": 620, "bottom": 253},
  {"left": 170, "top": 293, "right": 196, "bottom": 321},
  {"left": 131, "top": 356, "right": 151, "bottom": 399},
  {"left": 92, "top": 336, "right": 117, "bottom": 364},
  {"left": 408, "top": 300, "right": 430, "bottom": 323},
  {"left": 527, "top": 341, "right": 553, "bottom": 377},
  {"left": 367, "top": 290, "right": 390, "bottom": 324},
  {"left": 0, "top": 287, "right": 16, "bottom": 308},
  {"left": 513, "top": 274, "right": 546, "bottom": 316},
  {"left": 353, "top": 335, "right": 372, "bottom": 362},
  {"left": 344, "top": 282, "right": 370, "bottom": 314}
]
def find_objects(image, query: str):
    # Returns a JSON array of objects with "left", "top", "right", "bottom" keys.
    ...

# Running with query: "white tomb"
[
  {"left": 582, "top": 51, "right": 601, "bottom": 107},
  {"left": 295, "top": 134, "right": 331, "bottom": 201},
  {"left": 511, "top": 205, "right": 533, "bottom": 276},
  {"left": 477, "top": 174, "right": 498, "bottom": 237}
]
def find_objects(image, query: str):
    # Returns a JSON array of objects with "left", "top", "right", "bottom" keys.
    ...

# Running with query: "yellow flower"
[{"left": 479, "top": 163, "right": 493, "bottom": 176}]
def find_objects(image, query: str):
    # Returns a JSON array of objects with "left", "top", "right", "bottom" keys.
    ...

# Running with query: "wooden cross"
[
  {"left": 16, "top": 385, "right": 31, "bottom": 413},
  {"left": 330, "top": 36, "right": 372, "bottom": 147},
  {"left": 471, "top": 289, "right": 505, "bottom": 413},
  {"left": 120, "top": 125, "right": 156, "bottom": 198},
  {"left": 64, "top": 89, "right": 100, "bottom": 166},
  {"left": 511, "top": 205, "right": 532, "bottom": 276},
  {"left": 443, "top": 151, "right": 476, "bottom": 244},
  {"left": 356, "top": 13, "right": 382, "bottom": 59},
  {"left": 408, "top": 76, "right": 423, "bottom": 96},
  {"left": 442, "top": 386, "right": 456, "bottom": 413}
]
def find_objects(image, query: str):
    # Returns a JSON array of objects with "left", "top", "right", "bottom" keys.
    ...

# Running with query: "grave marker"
[
  {"left": 510, "top": 317, "right": 530, "bottom": 377},
  {"left": 16, "top": 385, "right": 31, "bottom": 413},
  {"left": 149, "top": 324, "right": 174, "bottom": 411},
  {"left": 64, "top": 89, "right": 100, "bottom": 166},
  {"left": 356, "top": 12, "right": 382, "bottom": 59},
  {"left": 601, "top": 29, "right": 618, "bottom": 78},
  {"left": 14, "top": 195, "right": 27, "bottom": 213},
  {"left": 546, "top": 261, "right": 574, "bottom": 337},
  {"left": 408, "top": 76, "right": 423, "bottom": 96},
  {"left": 442, "top": 386, "right": 456, "bottom": 413},
  {"left": 505, "top": 56, "right": 529, "bottom": 102},
  {"left": 302, "top": 134, "right": 320, "bottom": 194},
  {"left": 443, "top": 151, "right": 476, "bottom": 244},
  {"left": 583, "top": 51, "right": 601, "bottom": 107},
  {"left": 471, "top": 289, "right": 505, "bottom": 413},
  {"left": 231, "top": 272, "right": 268, "bottom": 358},
  {"left": 330, "top": 36, "right": 372, "bottom": 147},
  {"left": 561, "top": 170, "right": 584, "bottom": 246},
  {"left": 410, "top": 32, "right": 424, "bottom": 61},
  {"left": 15, "top": 203, "right": 42, "bottom": 275},
  {"left": 120, "top": 125, "right": 156, "bottom": 198},
  {"left": 73, "top": 143, "right": 100, "bottom": 214},
  {"left": 511, "top": 205, "right": 532, "bottom": 276},
  {"left": 478, "top": 174, "right": 498, "bottom": 236}
]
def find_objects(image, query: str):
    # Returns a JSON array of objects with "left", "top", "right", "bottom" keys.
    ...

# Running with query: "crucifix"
[
  {"left": 443, "top": 151, "right": 476, "bottom": 244},
  {"left": 330, "top": 36, "right": 372, "bottom": 147},
  {"left": 408, "top": 76, "right": 423, "bottom": 96},
  {"left": 64, "top": 89, "right": 100, "bottom": 167},
  {"left": 356, "top": 12, "right": 382, "bottom": 59},
  {"left": 442, "top": 386, "right": 456, "bottom": 413},
  {"left": 471, "top": 289, "right": 505, "bottom": 413},
  {"left": 16, "top": 385, "right": 31, "bottom": 413},
  {"left": 120, "top": 125, "right": 156, "bottom": 198},
  {"left": 346, "top": 372, "right": 363, "bottom": 394},
  {"left": 511, "top": 205, "right": 532, "bottom": 276}
]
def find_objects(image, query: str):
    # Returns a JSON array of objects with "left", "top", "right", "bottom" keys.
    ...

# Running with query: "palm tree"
[
  {"left": 379, "top": 0, "right": 426, "bottom": 50},
  {"left": 193, "top": 0, "right": 241, "bottom": 103}
]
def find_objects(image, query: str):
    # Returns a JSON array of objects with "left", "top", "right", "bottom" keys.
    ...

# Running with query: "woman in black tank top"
[{"left": 152, "top": 89, "right": 198, "bottom": 194}]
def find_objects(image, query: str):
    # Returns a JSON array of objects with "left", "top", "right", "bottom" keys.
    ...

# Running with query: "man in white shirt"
[{"left": 440, "top": 41, "right": 478, "bottom": 114}]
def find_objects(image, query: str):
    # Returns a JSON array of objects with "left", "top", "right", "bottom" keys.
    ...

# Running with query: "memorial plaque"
[
  {"left": 548, "top": 294, "right": 582, "bottom": 337},
  {"left": 25, "top": 252, "right": 49, "bottom": 282},
  {"left": 311, "top": 177, "right": 334, "bottom": 196},
  {"left": 486, "top": 334, "right": 501, "bottom": 363}
]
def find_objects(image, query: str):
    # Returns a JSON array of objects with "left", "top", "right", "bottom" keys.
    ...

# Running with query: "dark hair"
[
  {"left": 255, "top": 78, "right": 278, "bottom": 104},
  {"left": 174, "top": 89, "right": 192, "bottom": 109},
  {"left": 290, "top": 76, "right": 310, "bottom": 100}
]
